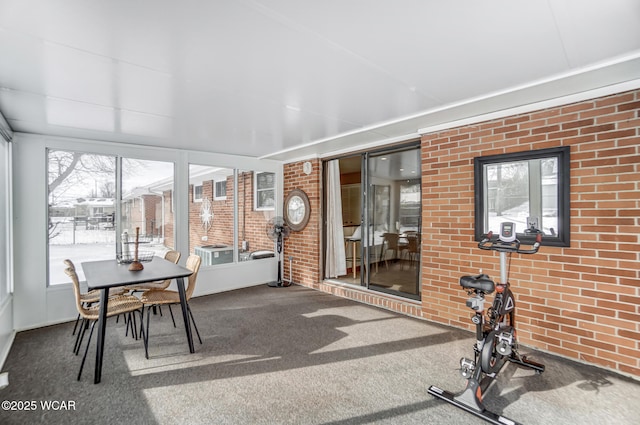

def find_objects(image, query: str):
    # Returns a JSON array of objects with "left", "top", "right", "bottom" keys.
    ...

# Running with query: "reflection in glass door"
[{"left": 365, "top": 148, "right": 421, "bottom": 298}]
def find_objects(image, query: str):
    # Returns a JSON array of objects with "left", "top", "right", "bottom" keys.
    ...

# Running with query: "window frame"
[
  {"left": 214, "top": 179, "right": 227, "bottom": 200},
  {"left": 254, "top": 171, "right": 276, "bottom": 211},
  {"left": 193, "top": 184, "right": 203, "bottom": 202},
  {"left": 474, "top": 146, "right": 570, "bottom": 247}
]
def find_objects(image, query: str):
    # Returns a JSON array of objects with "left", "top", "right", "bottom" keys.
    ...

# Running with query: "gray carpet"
[{"left": 0, "top": 284, "right": 638, "bottom": 424}]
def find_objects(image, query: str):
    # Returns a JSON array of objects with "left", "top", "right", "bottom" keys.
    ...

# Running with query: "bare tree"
[
  {"left": 47, "top": 150, "right": 116, "bottom": 239},
  {"left": 48, "top": 150, "right": 115, "bottom": 203}
]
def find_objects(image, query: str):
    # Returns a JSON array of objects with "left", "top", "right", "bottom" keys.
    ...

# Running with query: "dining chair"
[
  {"left": 65, "top": 259, "right": 127, "bottom": 336},
  {"left": 404, "top": 234, "right": 420, "bottom": 269},
  {"left": 64, "top": 259, "right": 146, "bottom": 381},
  {"left": 140, "top": 254, "right": 202, "bottom": 359},
  {"left": 379, "top": 233, "right": 404, "bottom": 269},
  {"left": 127, "top": 250, "right": 181, "bottom": 293}
]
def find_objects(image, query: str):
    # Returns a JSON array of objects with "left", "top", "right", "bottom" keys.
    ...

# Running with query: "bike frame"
[{"left": 428, "top": 228, "right": 544, "bottom": 425}]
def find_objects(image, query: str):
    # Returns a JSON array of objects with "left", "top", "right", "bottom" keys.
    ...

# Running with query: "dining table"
[{"left": 81, "top": 256, "right": 194, "bottom": 384}]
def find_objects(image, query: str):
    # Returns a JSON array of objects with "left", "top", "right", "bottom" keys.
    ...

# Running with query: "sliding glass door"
[
  {"left": 324, "top": 143, "right": 421, "bottom": 299},
  {"left": 365, "top": 148, "right": 421, "bottom": 298}
]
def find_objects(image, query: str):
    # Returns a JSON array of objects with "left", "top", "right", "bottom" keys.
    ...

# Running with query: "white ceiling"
[{"left": 1, "top": 0, "right": 639, "bottom": 161}]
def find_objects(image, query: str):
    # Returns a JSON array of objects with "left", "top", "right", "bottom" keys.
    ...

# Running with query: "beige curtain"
[{"left": 324, "top": 160, "right": 346, "bottom": 278}]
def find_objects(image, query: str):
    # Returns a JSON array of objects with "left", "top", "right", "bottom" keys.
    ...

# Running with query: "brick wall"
[
  {"left": 283, "top": 88, "right": 640, "bottom": 377},
  {"left": 188, "top": 173, "right": 273, "bottom": 255},
  {"left": 283, "top": 160, "right": 321, "bottom": 285},
  {"left": 141, "top": 194, "right": 160, "bottom": 235},
  {"left": 421, "top": 89, "right": 640, "bottom": 376},
  {"left": 163, "top": 189, "right": 175, "bottom": 248}
]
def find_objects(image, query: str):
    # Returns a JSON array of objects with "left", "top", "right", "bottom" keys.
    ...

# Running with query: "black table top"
[{"left": 81, "top": 256, "right": 193, "bottom": 290}]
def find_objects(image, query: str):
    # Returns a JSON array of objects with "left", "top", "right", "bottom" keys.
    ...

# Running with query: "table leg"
[
  {"left": 94, "top": 288, "right": 109, "bottom": 384},
  {"left": 176, "top": 277, "right": 195, "bottom": 353}
]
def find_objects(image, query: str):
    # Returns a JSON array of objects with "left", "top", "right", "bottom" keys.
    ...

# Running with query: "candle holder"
[{"left": 128, "top": 227, "right": 144, "bottom": 271}]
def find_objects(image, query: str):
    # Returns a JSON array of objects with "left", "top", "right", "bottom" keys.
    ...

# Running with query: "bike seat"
[{"left": 460, "top": 274, "right": 495, "bottom": 294}]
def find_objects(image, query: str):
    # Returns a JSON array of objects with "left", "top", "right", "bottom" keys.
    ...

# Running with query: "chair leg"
[
  {"left": 73, "top": 319, "right": 83, "bottom": 353},
  {"left": 136, "top": 309, "right": 146, "bottom": 358},
  {"left": 187, "top": 305, "right": 202, "bottom": 345},
  {"left": 167, "top": 305, "right": 176, "bottom": 328},
  {"left": 74, "top": 318, "right": 88, "bottom": 355},
  {"left": 144, "top": 306, "right": 151, "bottom": 359},
  {"left": 72, "top": 313, "right": 81, "bottom": 335},
  {"left": 78, "top": 321, "right": 96, "bottom": 381},
  {"left": 124, "top": 313, "right": 130, "bottom": 337},
  {"left": 130, "top": 312, "right": 138, "bottom": 340}
]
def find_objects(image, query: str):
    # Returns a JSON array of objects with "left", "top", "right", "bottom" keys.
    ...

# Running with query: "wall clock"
[{"left": 284, "top": 188, "right": 311, "bottom": 231}]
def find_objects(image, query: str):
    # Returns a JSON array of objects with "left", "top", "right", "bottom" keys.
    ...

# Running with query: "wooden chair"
[
  {"left": 64, "top": 259, "right": 145, "bottom": 381},
  {"left": 66, "top": 259, "right": 127, "bottom": 336},
  {"left": 404, "top": 234, "right": 420, "bottom": 269},
  {"left": 379, "top": 233, "right": 403, "bottom": 269},
  {"left": 140, "top": 254, "right": 202, "bottom": 359},
  {"left": 127, "top": 250, "right": 181, "bottom": 293}
]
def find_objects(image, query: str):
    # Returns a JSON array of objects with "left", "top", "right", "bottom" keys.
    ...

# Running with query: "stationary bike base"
[
  {"left": 428, "top": 384, "right": 522, "bottom": 425},
  {"left": 509, "top": 354, "right": 545, "bottom": 373},
  {"left": 428, "top": 353, "right": 544, "bottom": 425}
]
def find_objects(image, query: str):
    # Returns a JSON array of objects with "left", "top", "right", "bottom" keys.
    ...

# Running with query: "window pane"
[
  {"left": 215, "top": 180, "right": 227, "bottom": 199},
  {"left": 121, "top": 158, "right": 175, "bottom": 256},
  {"left": 255, "top": 171, "right": 275, "bottom": 210},
  {"left": 0, "top": 139, "right": 9, "bottom": 300},
  {"left": 484, "top": 161, "right": 529, "bottom": 233},
  {"left": 399, "top": 180, "right": 420, "bottom": 230},
  {"left": 194, "top": 185, "right": 203, "bottom": 201},
  {"left": 189, "top": 165, "right": 234, "bottom": 266},
  {"left": 239, "top": 170, "right": 274, "bottom": 262},
  {"left": 541, "top": 157, "right": 559, "bottom": 235},
  {"left": 48, "top": 150, "right": 116, "bottom": 285}
]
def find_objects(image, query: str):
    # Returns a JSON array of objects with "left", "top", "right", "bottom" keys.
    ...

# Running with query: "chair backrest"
[
  {"left": 63, "top": 259, "right": 88, "bottom": 317},
  {"left": 382, "top": 233, "right": 400, "bottom": 249},
  {"left": 164, "top": 250, "right": 181, "bottom": 264},
  {"left": 407, "top": 234, "right": 420, "bottom": 253},
  {"left": 155, "top": 250, "right": 182, "bottom": 289},
  {"left": 184, "top": 254, "right": 202, "bottom": 300}
]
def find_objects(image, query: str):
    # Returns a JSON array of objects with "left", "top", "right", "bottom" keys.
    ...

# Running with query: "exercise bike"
[{"left": 428, "top": 222, "right": 544, "bottom": 425}]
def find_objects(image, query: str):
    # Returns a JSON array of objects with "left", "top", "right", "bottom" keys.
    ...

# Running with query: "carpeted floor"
[{"left": 0, "top": 284, "right": 638, "bottom": 424}]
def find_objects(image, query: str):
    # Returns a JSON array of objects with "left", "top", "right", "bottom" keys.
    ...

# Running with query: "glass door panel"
[{"left": 366, "top": 148, "right": 421, "bottom": 298}]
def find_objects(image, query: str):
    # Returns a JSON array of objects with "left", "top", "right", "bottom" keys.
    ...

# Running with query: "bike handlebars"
[{"left": 478, "top": 231, "right": 542, "bottom": 254}]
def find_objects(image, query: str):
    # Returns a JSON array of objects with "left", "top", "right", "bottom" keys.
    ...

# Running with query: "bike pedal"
[
  {"left": 459, "top": 357, "right": 475, "bottom": 379},
  {"left": 496, "top": 330, "right": 514, "bottom": 356}
]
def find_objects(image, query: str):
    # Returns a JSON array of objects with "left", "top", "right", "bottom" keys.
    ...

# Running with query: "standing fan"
[{"left": 266, "top": 217, "right": 291, "bottom": 287}]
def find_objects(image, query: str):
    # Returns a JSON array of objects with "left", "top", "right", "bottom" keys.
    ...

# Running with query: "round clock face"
[
  {"left": 284, "top": 189, "right": 310, "bottom": 231},
  {"left": 287, "top": 195, "right": 305, "bottom": 224}
]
